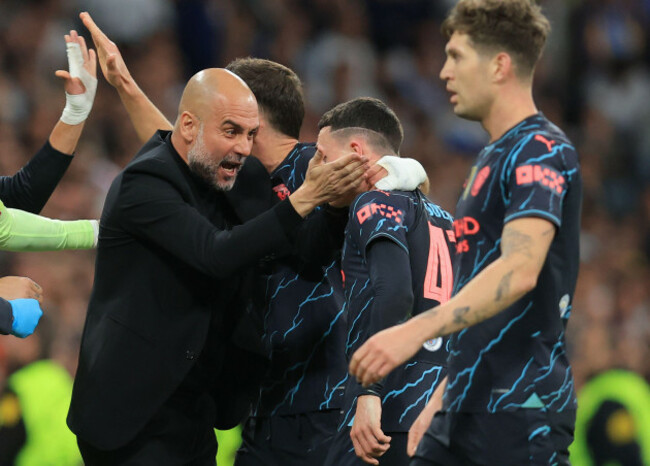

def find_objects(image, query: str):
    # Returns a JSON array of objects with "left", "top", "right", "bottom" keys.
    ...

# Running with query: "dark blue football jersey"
[
  {"left": 339, "top": 189, "right": 454, "bottom": 432},
  {"left": 445, "top": 113, "right": 582, "bottom": 413},
  {"left": 254, "top": 142, "right": 348, "bottom": 416}
]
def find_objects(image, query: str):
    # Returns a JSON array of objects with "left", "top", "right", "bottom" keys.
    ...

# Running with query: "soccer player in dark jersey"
[
  {"left": 349, "top": 1, "right": 582, "bottom": 465},
  {"left": 80, "top": 13, "right": 425, "bottom": 465},
  {"left": 318, "top": 99, "right": 454, "bottom": 466}
]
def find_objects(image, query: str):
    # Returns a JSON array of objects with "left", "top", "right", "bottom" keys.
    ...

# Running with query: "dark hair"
[
  {"left": 226, "top": 57, "right": 304, "bottom": 139},
  {"left": 329, "top": 127, "right": 395, "bottom": 154},
  {"left": 441, "top": 0, "right": 550, "bottom": 78},
  {"left": 318, "top": 97, "right": 404, "bottom": 153}
]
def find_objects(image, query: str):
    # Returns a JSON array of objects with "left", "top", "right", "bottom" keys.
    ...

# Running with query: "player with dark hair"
[
  {"left": 317, "top": 99, "right": 453, "bottom": 466},
  {"left": 350, "top": 1, "right": 582, "bottom": 465}
]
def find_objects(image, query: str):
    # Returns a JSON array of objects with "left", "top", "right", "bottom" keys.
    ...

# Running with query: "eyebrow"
[
  {"left": 222, "top": 120, "right": 244, "bottom": 132},
  {"left": 222, "top": 120, "right": 259, "bottom": 134}
]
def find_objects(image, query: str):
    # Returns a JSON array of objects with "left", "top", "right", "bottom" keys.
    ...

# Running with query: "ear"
[
  {"left": 492, "top": 52, "right": 512, "bottom": 83},
  {"left": 178, "top": 111, "right": 199, "bottom": 144},
  {"left": 350, "top": 140, "right": 364, "bottom": 155}
]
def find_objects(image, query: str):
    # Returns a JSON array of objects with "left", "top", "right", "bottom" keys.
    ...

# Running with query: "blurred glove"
[
  {"left": 60, "top": 42, "right": 98, "bottom": 125},
  {"left": 375, "top": 156, "right": 427, "bottom": 191},
  {"left": 10, "top": 298, "right": 43, "bottom": 338}
]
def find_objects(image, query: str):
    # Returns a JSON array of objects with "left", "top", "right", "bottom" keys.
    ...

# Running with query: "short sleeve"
[
  {"left": 504, "top": 134, "right": 579, "bottom": 227},
  {"left": 348, "top": 190, "right": 410, "bottom": 259}
]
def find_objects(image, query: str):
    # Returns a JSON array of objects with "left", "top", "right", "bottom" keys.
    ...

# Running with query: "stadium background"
[{"left": 0, "top": 0, "right": 648, "bottom": 464}]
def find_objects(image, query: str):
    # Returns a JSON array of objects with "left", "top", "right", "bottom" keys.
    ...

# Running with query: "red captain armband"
[{"left": 515, "top": 164, "right": 565, "bottom": 195}]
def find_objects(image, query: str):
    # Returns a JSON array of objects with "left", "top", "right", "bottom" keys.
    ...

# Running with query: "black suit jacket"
[{"left": 67, "top": 131, "right": 304, "bottom": 450}]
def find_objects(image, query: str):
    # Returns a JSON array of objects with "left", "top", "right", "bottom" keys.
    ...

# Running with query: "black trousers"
[
  {"left": 411, "top": 409, "right": 575, "bottom": 466},
  {"left": 78, "top": 387, "right": 217, "bottom": 466}
]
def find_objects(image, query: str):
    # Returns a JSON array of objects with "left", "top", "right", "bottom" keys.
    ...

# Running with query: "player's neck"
[
  {"left": 482, "top": 86, "right": 538, "bottom": 143},
  {"left": 255, "top": 134, "right": 299, "bottom": 174}
]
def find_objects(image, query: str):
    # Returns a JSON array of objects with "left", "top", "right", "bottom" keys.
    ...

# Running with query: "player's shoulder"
[
  {"left": 352, "top": 189, "right": 414, "bottom": 211},
  {"left": 293, "top": 142, "right": 317, "bottom": 163},
  {"left": 503, "top": 115, "right": 579, "bottom": 171},
  {"left": 516, "top": 116, "right": 575, "bottom": 155},
  {"left": 349, "top": 189, "right": 414, "bottom": 225},
  {"left": 421, "top": 195, "right": 454, "bottom": 226}
]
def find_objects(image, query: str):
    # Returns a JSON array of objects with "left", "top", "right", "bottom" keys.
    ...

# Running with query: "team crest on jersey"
[
  {"left": 423, "top": 337, "right": 443, "bottom": 352},
  {"left": 559, "top": 294, "right": 570, "bottom": 318},
  {"left": 471, "top": 166, "right": 491, "bottom": 196},
  {"left": 273, "top": 183, "right": 291, "bottom": 200},
  {"left": 356, "top": 203, "right": 404, "bottom": 225}
]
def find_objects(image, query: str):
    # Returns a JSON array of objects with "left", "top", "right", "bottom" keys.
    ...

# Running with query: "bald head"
[
  {"left": 171, "top": 68, "right": 260, "bottom": 191},
  {"left": 176, "top": 68, "right": 256, "bottom": 124}
]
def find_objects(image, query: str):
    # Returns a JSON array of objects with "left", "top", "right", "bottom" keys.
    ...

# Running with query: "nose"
[
  {"left": 440, "top": 58, "right": 451, "bottom": 81},
  {"left": 234, "top": 134, "right": 254, "bottom": 157}
]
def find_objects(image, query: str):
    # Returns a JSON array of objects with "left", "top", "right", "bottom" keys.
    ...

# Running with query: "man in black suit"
[{"left": 67, "top": 68, "right": 367, "bottom": 465}]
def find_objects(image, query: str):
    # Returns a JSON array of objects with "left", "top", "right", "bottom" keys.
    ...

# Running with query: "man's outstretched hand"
[{"left": 80, "top": 12, "right": 134, "bottom": 90}]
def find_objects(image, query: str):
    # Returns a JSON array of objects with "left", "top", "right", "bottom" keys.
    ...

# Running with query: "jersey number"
[{"left": 424, "top": 224, "right": 453, "bottom": 303}]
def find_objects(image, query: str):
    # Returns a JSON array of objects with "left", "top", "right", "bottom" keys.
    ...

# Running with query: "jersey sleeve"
[
  {"left": 504, "top": 134, "right": 579, "bottom": 227},
  {"left": 0, "top": 199, "right": 96, "bottom": 251},
  {"left": 348, "top": 190, "right": 410, "bottom": 259}
]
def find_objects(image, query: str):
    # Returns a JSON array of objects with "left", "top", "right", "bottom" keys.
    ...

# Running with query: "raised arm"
[
  {"left": 350, "top": 216, "right": 555, "bottom": 386},
  {"left": 0, "top": 31, "right": 97, "bottom": 212},
  {"left": 80, "top": 12, "right": 172, "bottom": 143}
]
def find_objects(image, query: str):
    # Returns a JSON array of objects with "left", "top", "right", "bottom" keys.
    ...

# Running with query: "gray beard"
[{"left": 188, "top": 158, "right": 232, "bottom": 192}]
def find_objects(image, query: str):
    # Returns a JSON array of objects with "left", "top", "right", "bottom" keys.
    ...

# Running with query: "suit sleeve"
[
  {"left": 0, "top": 140, "right": 73, "bottom": 213},
  {"left": 116, "top": 170, "right": 304, "bottom": 279}
]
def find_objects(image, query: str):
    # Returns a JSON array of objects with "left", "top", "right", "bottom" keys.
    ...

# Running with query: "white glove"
[
  {"left": 60, "top": 42, "right": 98, "bottom": 125},
  {"left": 374, "top": 156, "right": 427, "bottom": 191}
]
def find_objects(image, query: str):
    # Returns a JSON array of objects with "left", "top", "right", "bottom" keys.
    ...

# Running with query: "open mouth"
[{"left": 219, "top": 160, "right": 243, "bottom": 176}]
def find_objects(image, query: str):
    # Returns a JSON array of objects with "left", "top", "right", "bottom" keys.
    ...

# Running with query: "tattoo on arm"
[
  {"left": 452, "top": 306, "right": 470, "bottom": 325},
  {"left": 495, "top": 271, "right": 513, "bottom": 302},
  {"left": 501, "top": 228, "right": 533, "bottom": 258}
]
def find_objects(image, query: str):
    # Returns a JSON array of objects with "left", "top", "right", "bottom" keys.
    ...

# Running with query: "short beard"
[{"left": 187, "top": 126, "right": 234, "bottom": 192}]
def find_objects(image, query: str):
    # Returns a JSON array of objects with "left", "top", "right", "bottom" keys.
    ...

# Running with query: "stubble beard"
[{"left": 187, "top": 127, "right": 236, "bottom": 192}]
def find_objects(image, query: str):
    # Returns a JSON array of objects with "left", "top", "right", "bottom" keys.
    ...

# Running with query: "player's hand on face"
[
  {"left": 80, "top": 12, "right": 133, "bottom": 89},
  {"left": 0, "top": 276, "right": 43, "bottom": 303},
  {"left": 349, "top": 322, "right": 422, "bottom": 387},
  {"left": 55, "top": 30, "right": 97, "bottom": 96},
  {"left": 350, "top": 395, "right": 391, "bottom": 465},
  {"left": 304, "top": 149, "right": 368, "bottom": 205}
]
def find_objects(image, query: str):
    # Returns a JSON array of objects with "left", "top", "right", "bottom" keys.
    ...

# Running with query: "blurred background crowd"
[{"left": 0, "top": 0, "right": 648, "bottom": 464}]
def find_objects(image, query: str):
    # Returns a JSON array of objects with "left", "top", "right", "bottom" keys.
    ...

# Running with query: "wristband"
[{"left": 60, "top": 42, "right": 98, "bottom": 125}]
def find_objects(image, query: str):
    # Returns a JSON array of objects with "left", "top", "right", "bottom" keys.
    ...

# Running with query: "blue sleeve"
[
  {"left": 504, "top": 134, "right": 579, "bottom": 227},
  {"left": 348, "top": 190, "right": 410, "bottom": 259}
]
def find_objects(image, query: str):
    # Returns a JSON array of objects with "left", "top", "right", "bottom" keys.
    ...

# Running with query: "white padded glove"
[
  {"left": 374, "top": 156, "right": 427, "bottom": 191},
  {"left": 60, "top": 42, "right": 98, "bottom": 125}
]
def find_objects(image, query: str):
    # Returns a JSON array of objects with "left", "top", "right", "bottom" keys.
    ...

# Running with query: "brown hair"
[
  {"left": 226, "top": 58, "right": 305, "bottom": 139},
  {"left": 441, "top": 0, "right": 550, "bottom": 78}
]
